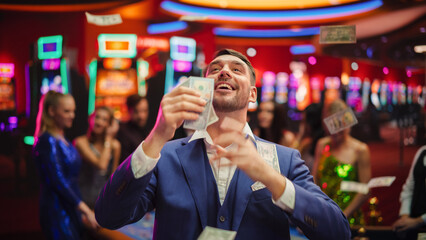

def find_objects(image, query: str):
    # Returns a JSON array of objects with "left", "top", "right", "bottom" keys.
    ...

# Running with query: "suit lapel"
[{"left": 176, "top": 139, "right": 211, "bottom": 229}]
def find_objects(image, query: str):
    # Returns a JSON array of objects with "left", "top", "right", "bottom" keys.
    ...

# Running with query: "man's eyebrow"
[
  {"left": 208, "top": 60, "right": 245, "bottom": 67},
  {"left": 208, "top": 60, "right": 221, "bottom": 67}
]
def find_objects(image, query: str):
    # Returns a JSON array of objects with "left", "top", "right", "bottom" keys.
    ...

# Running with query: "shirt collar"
[{"left": 188, "top": 122, "right": 255, "bottom": 145}]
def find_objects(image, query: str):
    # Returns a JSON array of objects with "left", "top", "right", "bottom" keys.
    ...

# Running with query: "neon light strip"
[
  {"left": 179, "top": 0, "right": 360, "bottom": 10},
  {"left": 137, "top": 59, "right": 149, "bottom": 97},
  {"left": 60, "top": 58, "right": 69, "bottom": 94},
  {"left": 147, "top": 21, "right": 188, "bottom": 34},
  {"left": 290, "top": 44, "right": 316, "bottom": 55},
  {"left": 88, "top": 60, "right": 97, "bottom": 115},
  {"left": 161, "top": 0, "right": 382, "bottom": 23},
  {"left": 164, "top": 59, "right": 174, "bottom": 94},
  {"left": 214, "top": 27, "right": 319, "bottom": 38}
]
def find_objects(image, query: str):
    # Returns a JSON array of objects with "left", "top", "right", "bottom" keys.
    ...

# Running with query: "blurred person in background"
[
  {"left": 313, "top": 99, "right": 371, "bottom": 226},
  {"left": 254, "top": 100, "right": 295, "bottom": 147},
  {"left": 116, "top": 94, "right": 149, "bottom": 163},
  {"left": 74, "top": 106, "right": 120, "bottom": 209},
  {"left": 291, "top": 103, "right": 324, "bottom": 173},
  {"left": 33, "top": 90, "right": 98, "bottom": 240},
  {"left": 393, "top": 145, "right": 426, "bottom": 240}
]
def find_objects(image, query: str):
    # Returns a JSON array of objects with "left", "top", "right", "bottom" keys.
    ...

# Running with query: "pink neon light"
[
  {"left": 262, "top": 71, "right": 276, "bottom": 86},
  {"left": 33, "top": 94, "right": 46, "bottom": 146},
  {"left": 0, "top": 63, "right": 14, "bottom": 78},
  {"left": 382, "top": 67, "right": 389, "bottom": 75},
  {"left": 173, "top": 60, "right": 192, "bottom": 72},
  {"left": 308, "top": 56, "right": 317, "bottom": 65}
]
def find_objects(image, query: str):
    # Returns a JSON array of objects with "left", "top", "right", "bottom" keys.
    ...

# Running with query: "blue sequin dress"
[{"left": 34, "top": 132, "right": 83, "bottom": 240}]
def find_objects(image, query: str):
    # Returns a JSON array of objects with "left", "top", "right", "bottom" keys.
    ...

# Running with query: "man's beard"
[{"left": 212, "top": 90, "right": 249, "bottom": 112}]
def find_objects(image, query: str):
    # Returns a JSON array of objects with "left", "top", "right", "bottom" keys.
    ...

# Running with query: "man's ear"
[{"left": 249, "top": 86, "right": 257, "bottom": 103}]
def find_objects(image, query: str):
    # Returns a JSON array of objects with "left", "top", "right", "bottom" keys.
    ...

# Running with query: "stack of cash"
[{"left": 182, "top": 77, "right": 218, "bottom": 130}]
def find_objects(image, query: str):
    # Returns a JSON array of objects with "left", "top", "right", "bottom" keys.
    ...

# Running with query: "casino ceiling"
[{"left": 1, "top": 0, "right": 425, "bottom": 68}]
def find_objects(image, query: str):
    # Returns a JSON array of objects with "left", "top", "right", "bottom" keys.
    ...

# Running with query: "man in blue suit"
[{"left": 95, "top": 49, "right": 351, "bottom": 239}]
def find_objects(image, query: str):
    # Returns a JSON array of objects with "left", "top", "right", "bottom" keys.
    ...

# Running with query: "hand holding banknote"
[{"left": 143, "top": 82, "right": 207, "bottom": 158}]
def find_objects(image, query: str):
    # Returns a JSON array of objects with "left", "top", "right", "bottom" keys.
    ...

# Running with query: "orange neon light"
[
  {"left": 178, "top": 0, "right": 360, "bottom": 10},
  {"left": 105, "top": 41, "right": 130, "bottom": 51}
]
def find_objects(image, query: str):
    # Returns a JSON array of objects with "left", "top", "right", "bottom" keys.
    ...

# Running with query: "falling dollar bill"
[
  {"left": 184, "top": 77, "right": 214, "bottom": 131},
  {"left": 340, "top": 176, "right": 396, "bottom": 194},
  {"left": 251, "top": 141, "right": 280, "bottom": 191},
  {"left": 198, "top": 226, "right": 236, "bottom": 240},
  {"left": 319, "top": 25, "right": 356, "bottom": 44},
  {"left": 340, "top": 181, "right": 369, "bottom": 194},
  {"left": 323, "top": 107, "right": 358, "bottom": 135},
  {"left": 367, "top": 176, "right": 396, "bottom": 188},
  {"left": 85, "top": 12, "right": 122, "bottom": 26}
]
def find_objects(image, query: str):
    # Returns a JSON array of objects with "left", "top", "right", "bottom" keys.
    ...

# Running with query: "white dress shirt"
[{"left": 130, "top": 123, "right": 295, "bottom": 212}]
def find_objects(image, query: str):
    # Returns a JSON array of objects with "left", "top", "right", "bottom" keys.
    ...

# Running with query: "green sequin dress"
[{"left": 316, "top": 143, "right": 364, "bottom": 226}]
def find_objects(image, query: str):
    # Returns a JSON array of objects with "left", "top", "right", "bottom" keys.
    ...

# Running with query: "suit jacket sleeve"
[
  {"left": 94, "top": 153, "right": 157, "bottom": 229},
  {"left": 280, "top": 147, "right": 351, "bottom": 240}
]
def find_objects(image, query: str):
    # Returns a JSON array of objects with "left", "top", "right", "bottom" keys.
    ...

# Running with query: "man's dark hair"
[
  {"left": 208, "top": 49, "right": 256, "bottom": 86},
  {"left": 126, "top": 94, "right": 147, "bottom": 110}
]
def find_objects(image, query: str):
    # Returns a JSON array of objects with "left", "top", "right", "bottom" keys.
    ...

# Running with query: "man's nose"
[{"left": 219, "top": 67, "right": 231, "bottom": 78}]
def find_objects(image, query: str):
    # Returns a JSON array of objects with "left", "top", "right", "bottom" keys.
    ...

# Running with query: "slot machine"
[
  {"left": 346, "top": 77, "right": 362, "bottom": 112},
  {"left": 379, "top": 81, "right": 389, "bottom": 111},
  {"left": 88, "top": 34, "right": 148, "bottom": 120},
  {"left": 164, "top": 36, "right": 198, "bottom": 94},
  {"left": 261, "top": 71, "right": 275, "bottom": 102},
  {"left": 310, "top": 77, "right": 321, "bottom": 104},
  {"left": 361, "top": 78, "right": 371, "bottom": 112},
  {"left": 324, "top": 76, "right": 341, "bottom": 105},
  {"left": 275, "top": 72, "right": 289, "bottom": 104},
  {"left": 26, "top": 35, "right": 72, "bottom": 141},
  {"left": 0, "top": 63, "right": 17, "bottom": 133}
]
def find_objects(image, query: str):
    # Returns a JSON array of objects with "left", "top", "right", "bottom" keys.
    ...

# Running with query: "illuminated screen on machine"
[
  {"left": 95, "top": 69, "right": 138, "bottom": 96},
  {"left": 43, "top": 43, "right": 57, "bottom": 52},
  {"left": 0, "top": 78, "right": 15, "bottom": 111}
]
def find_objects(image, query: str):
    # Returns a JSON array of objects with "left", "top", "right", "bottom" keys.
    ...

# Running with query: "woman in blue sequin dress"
[{"left": 33, "top": 91, "right": 98, "bottom": 239}]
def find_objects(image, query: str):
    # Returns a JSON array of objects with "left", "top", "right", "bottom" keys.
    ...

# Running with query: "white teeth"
[{"left": 217, "top": 83, "right": 232, "bottom": 90}]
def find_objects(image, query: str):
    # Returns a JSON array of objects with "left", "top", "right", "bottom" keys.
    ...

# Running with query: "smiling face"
[
  {"left": 206, "top": 54, "right": 257, "bottom": 113},
  {"left": 50, "top": 95, "right": 75, "bottom": 130},
  {"left": 90, "top": 108, "right": 112, "bottom": 135}
]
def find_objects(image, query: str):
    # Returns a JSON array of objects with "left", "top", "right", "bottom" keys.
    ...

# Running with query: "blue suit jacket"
[{"left": 95, "top": 136, "right": 351, "bottom": 240}]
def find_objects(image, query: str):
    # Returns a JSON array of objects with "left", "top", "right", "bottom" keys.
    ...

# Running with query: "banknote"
[
  {"left": 184, "top": 77, "right": 214, "bottom": 130},
  {"left": 340, "top": 181, "right": 369, "bottom": 194},
  {"left": 323, "top": 107, "right": 358, "bottom": 135},
  {"left": 319, "top": 25, "right": 356, "bottom": 44},
  {"left": 251, "top": 141, "right": 280, "bottom": 191},
  {"left": 341, "top": 176, "right": 396, "bottom": 194},
  {"left": 85, "top": 12, "right": 122, "bottom": 26},
  {"left": 198, "top": 226, "right": 236, "bottom": 240},
  {"left": 367, "top": 176, "right": 396, "bottom": 188},
  {"left": 256, "top": 141, "right": 280, "bottom": 174}
]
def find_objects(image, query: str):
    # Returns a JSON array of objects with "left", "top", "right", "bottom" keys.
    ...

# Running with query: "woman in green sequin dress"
[{"left": 313, "top": 99, "right": 371, "bottom": 226}]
